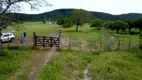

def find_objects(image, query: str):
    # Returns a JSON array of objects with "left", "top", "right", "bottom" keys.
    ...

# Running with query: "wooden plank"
[{"left": 34, "top": 35, "right": 60, "bottom": 48}]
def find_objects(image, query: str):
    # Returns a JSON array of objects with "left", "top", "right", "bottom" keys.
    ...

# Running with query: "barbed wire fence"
[{"left": 60, "top": 31, "right": 142, "bottom": 52}]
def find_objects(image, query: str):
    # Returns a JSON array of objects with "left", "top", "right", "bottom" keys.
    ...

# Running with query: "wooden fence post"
[
  {"left": 43, "top": 36, "right": 45, "bottom": 47},
  {"left": 58, "top": 29, "right": 61, "bottom": 49},
  {"left": 128, "top": 40, "right": 131, "bottom": 48},
  {"left": 33, "top": 32, "right": 36, "bottom": 47},
  {"left": 118, "top": 40, "right": 120, "bottom": 49},
  {"left": 68, "top": 36, "right": 72, "bottom": 49}
]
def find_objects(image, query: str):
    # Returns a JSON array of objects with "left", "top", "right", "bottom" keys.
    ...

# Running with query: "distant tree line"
[
  {"left": 7, "top": 9, "right": 142, "bottom": 22},
  {"left": 56, "top": 9, "right": 142, "bottom": 39}
]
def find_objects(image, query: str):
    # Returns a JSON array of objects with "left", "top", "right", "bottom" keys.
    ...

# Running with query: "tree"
[
  {"left": 0, "top": 0, "right": 50, "bottom": 32},
  {"left": 133, "top": 18, "right": 142, "bottom": 31},
  {"left": 57, "top": 18, "right": 65, "bottom": 26},
  {"left": 57, "top": 18, "right": 72, "bottom": 28},
  {"left": 124, "top": 20, "right": 135, "bottom": 34},
  {"left": 62, "top": 18, "right": 73, "bottom": 28},
  {"left": 72, "top": 9, "right": 91, "bottom": 31},
  {"left": 110, "top": 20, "right": 128, "bottom": 33},
  {"left": 90, "top": 19, "right": 104, "bottom": 30}
]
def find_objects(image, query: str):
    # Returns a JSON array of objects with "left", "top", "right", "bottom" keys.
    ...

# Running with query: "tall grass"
[
  {"left": 40, "top": 49, "right": 93, "bottom": 80},
  {"left": 0, "top": 47, "right": 38, "bottom": 80},
  {"left": 89, "top": 49, "right": 142, "bottom": 80},
  {"left": 40, "top": 49, "right": 142, "bottom": 80}
]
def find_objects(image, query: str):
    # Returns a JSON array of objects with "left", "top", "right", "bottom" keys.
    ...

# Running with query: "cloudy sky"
[{"left": 20, "top": 0, "right": 142, "bottom": 15}]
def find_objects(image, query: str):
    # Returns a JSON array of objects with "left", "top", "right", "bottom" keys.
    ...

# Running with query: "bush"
[
  {"left": 62, "top": 22, "right": 72, "bottom": 28},
  {"left": 139, "top": 31, "right": 142, "bottom": 39}
]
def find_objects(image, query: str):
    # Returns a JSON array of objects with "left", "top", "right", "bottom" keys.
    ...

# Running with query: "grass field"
[
  {"left": 61, "top": 24, "right": 139, "bottom": 42},
  {"left": 89, "top": 49, "right": 142, "bottom": 80},
  {"left": 0, "top": 47, "right": 38, "bottom": 80},
  {"left": 59, "top": 24, "right": 140, "bottom": 50},
  {"left": 3, "top": 22, "right": 58, "bottom": 39},
  {"left": 1, "top": 22, "right": 142, "bottom": 80},
  {"left": 2, "top": 22, "right": 139, "bottom": 42},
  {"left": 40, "top": 49, "right": 93, "bottom": 80},
  {"left": 40, "top": 49, "right": 142, "bottom": 80}
]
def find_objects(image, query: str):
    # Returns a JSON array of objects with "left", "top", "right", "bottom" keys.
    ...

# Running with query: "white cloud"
[{"left": 20, "top": 0, "right": 142, "bottom": 14}]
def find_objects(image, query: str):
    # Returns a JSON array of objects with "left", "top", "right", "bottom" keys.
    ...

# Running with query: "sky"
[{"left": 20, "top": 0, "right": 142, "bottom": 15}]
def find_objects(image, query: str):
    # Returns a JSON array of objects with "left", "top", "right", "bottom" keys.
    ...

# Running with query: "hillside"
[{"left": 9, "top": 9, "right": 142, "bottom": 21}]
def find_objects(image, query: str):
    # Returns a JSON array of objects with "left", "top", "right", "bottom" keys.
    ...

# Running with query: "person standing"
[
  {"left": 20, "top": 34, "right": 24, "bottom": 43},
  {"left": 23, "top": 32, "right": 26, "bottom": 42}
]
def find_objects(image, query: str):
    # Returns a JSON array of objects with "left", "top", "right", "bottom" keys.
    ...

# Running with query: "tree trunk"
[
  {"left": 76, "top": 18, "right": 80, "bottom": 31},
  {"left": 128, "top": 27, "right": 131, "bottom": 34},
  {"left": 76, "top": 24, "right": 79, "bottom": 31},
  {"left": 116, "top": 29, "right": 119, "bottom": 33}
]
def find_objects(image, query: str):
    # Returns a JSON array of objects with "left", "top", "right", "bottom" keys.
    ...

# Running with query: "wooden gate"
[{"left": 33, "top": 30, "right": 61, "bottom": 49}]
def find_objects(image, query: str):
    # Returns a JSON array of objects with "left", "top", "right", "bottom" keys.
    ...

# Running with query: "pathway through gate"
[
  {"left": 33, "top": 30, "right": 61, "bottom": 49},
  {"left": 9, "top": 30, "right": 60, "bottom": 80}
]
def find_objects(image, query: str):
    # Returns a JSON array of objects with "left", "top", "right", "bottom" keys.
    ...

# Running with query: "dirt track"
[
  {"left": 10, "top": 47, "right": 59, "bottom": 80},
  {"left": 9, "top": 31, "right": 60, "bottom": 80},
  {"left": 2, "top": 38, "right": 33, "bottom": 47}
]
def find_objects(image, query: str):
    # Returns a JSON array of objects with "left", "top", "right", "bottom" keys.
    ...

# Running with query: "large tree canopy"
[
  {"left": 90, "top": 18, "right": 104, "bottom": 30},
  {"left": 109, "top": 20, "right": 129, "bottom": 33},
  {"left": 133, "top": 18, "right": 142, "bottom": 30},
  {"left": 0, "top": 0, "right": 50, "bottom": 14},
  {"left": 0, "top": 0, "right": 50, "bottom": 31},
  {"left": 72, "top": 9, "right": 91, "bottom": 31}
]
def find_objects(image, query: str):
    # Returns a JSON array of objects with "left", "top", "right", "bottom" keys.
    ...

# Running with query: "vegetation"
[
  {"left": 40, "top": 49, "right": 142, "bottom": 80},
  {"left": 40, "top": 49, "right": 92, "bottom": 80},
  {"left": 72, "top": 9, "right": 91, "bottom": 31},
  {"left": 0, "top": 0, "right": 49, "bottom": 32},
  {"left": 133, "top": 18, "right": 142, "bottom": 31},
  {"left": 109, "top": 20, "right": 129, "bottom": 33},
  {"left": 0, "top": 46, "right": 38, "bottom": 80},
  {"left": 61, "top": 24, "right": 139, "bottom": 42},
  {"left": 90, "top": 19, "right": 104, "bottom": 30},
  {"left": 3, "top": 22, "right": 57, "bottom": 38},
  {"left": 89, "top": 49, "right": 142, "bottom": 80},
  {"left": 1, "top": 9, "right": 142, "bottom": 79},
  {"left": 6, "top": 9, "right": 142, "bottom": 22},
  {"left": 57, "top": 18, "right": 73, "bottom": 28}
]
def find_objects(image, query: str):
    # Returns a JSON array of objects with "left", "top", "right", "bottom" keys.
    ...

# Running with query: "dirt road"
[{"left": 10, "top": 47, "right": 59, "bottom": 80}]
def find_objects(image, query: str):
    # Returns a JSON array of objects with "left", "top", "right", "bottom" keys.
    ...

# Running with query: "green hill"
[{"left": 9, "top": 9, "right": 142, "bottom": 21}]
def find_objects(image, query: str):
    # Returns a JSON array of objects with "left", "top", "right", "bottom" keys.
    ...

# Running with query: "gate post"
[
  {"left": 58, "top": 29, "right": 61, "bottom": 49},
  {"left": 33, "top": 32, "right": 36, "bottom": 47}
]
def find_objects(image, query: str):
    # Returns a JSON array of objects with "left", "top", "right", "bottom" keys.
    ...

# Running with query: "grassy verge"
[
  {"left": 40, "top": 49, "right": 142, "bottom": 80},
  {"left": 40, "top": 49, "right": 93, "bottom": 80},
  {"left": 0, "top": 46, "right": 38, "bottom": 80},
  {"left": 89, "top": 49, "right": 142, "bottom": 80}
]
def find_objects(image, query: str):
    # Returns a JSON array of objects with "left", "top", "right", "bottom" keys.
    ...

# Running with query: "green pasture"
[
  {"left": 40, "top": 49, "right": 142, "bottom": 80},
  {"left": 2, "top": 22, "right": 140, "bottom": 44},
  {"left": 61, "top": 24, "right": 139, "bottom": 42},
  {"left": 3, "top": 22, "right": 58, "bottom": 39},
  {"left": 0, "top": 22, "right": 141, "bottom": 80}
]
